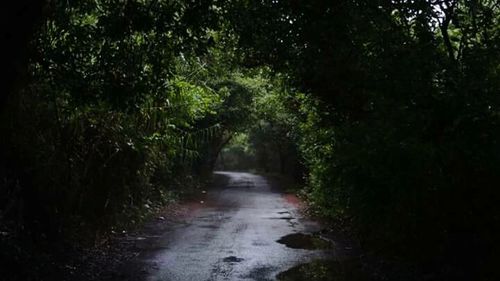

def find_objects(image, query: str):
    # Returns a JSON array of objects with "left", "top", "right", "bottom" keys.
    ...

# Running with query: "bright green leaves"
[
  {"left": 170, "top": 79, "right": 222, "bottom": 124},
  {"left": 34, "top": 0, "right": 225, "bottom": 110},
  {"left": 72, "top": 12, "right": 99, "bottom": 27}
]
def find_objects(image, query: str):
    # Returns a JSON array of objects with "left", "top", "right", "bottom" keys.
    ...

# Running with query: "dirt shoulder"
[{"left": 72, "top": 173, "right": 230, "bottom": 281}]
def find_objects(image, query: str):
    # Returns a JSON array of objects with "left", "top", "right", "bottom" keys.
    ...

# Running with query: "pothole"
[
  {"left": 223, "top": 256, "right": 244, "bottom": 263},
  {"left": 276, "top": 259, "right": 367, "bottom": 281},
  {"left": 268, "top": 216, "right": 295, "bottom": 221},
  {"left": 276, "top": 233, "right": 334, "bottom": 250}
]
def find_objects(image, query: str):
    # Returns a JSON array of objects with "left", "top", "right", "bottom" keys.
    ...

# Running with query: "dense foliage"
[
  {"left": 2, "top": 0, "right": 500, "bottom": 280},
  {"left": 0, "top": 0, "right": 258, "bottom": 266},
  {"left": 227, "top": 0, "right": 500, "bottom": 277}
]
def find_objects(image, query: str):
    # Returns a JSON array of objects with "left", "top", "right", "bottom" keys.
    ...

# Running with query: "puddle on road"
[
  {"left": 276, "top": 259, "right": 368, "bottom": 281},
  {"left": 276, "top": 233, "right": 334, "bottom": 250},
  {"left": 223, "top": 256, "right": 244, "bottom": 263},
  {"left": 269, "top": 216, "right": 295, "bottom": 221}
]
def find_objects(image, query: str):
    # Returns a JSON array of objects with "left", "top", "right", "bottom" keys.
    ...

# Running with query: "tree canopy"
[{"left": 1, "top": 0, "right": 500, "bottom": 280}]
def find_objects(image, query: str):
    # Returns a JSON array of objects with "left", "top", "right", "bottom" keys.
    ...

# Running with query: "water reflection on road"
[{"left": 123, "top": 171, "right": 341, "bottom": 281}]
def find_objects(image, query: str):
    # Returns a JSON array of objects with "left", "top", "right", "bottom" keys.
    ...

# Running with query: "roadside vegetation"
[{"left": 2, "top": 0, "right": 500, "bottom": 280}]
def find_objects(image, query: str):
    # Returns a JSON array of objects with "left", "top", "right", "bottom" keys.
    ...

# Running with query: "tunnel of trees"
[{"left": 1, "top": 0, "right": 500, "bottom": 280}]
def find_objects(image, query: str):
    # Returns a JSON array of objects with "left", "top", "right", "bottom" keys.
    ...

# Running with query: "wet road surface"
[{"left": 122, "top": 172, "right": 334, "bottom": 281}]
